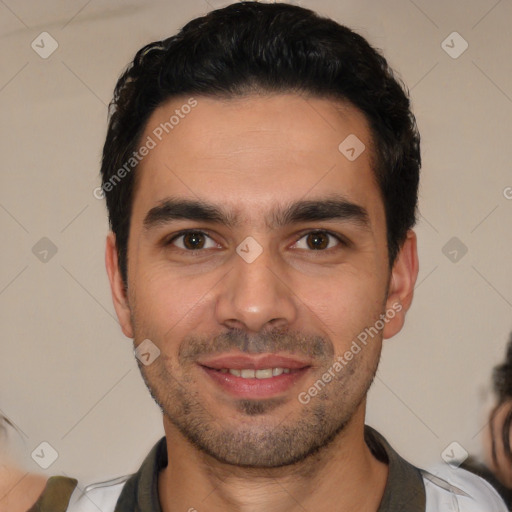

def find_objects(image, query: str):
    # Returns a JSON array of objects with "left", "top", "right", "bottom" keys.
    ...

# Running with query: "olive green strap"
[{"left": 27, "top": 476, "right": 78, "bottom": 512}]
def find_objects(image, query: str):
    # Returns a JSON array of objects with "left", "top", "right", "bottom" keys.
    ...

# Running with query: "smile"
[
  {"left": 200, "top": 364, "right": 310, "bottom": 399},
  {"left": 215, "top": 367, "right": 292, "bottom": 378}
]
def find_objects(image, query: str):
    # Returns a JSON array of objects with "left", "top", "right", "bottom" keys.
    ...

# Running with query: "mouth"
[
  {"left": 198, "top": 353, "right": 312, "bottom": 399},
  {"left": 209, "top": 367, "right": 295, "bottom": 378}
]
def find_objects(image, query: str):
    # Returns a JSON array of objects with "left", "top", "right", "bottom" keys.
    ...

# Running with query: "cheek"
[
  {"left": 295, "top": 270, "right": 386, "bottom": 339},
  {"left": 132, "top": 265, "right": 216, "bottom": 337},
  {"left": 131, "top": 248, "right": 388, "bottom": 346}
]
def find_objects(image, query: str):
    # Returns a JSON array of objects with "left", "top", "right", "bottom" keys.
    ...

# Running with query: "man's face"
[{"left": 107, "top": 93, "right": 416, "bottom": 467}]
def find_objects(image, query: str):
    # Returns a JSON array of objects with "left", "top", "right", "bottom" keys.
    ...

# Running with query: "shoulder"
[
  {"left": 66, "top": 475, "right": 130, "bottom": 512},
  {"left": 0, "top": 467, "right": 48, "bottom": 512},
  {"left": 66, "top": 436, "right": 164, "bottom": 512},
  {"left": 421, "top": 463, "right": 508, "bottom": 512}
]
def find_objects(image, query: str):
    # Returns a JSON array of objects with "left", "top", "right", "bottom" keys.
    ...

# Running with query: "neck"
[{"left": 158, "top": 406, "right": 388, "bottom": 512}]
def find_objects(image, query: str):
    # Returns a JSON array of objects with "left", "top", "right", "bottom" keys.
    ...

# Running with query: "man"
[{"left": 29, "top": 2, "right": 508, "bottom": 511}]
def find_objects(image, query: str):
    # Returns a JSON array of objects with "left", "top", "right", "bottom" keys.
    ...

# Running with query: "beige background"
[{"left": 1, "top": 0, "right": 511, "bottom": 487}]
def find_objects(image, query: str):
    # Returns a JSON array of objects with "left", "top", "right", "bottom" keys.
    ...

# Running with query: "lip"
[
  {"left": 200, "top": 365, "right": 310, "bottom": 399},
  {"left": 198, "top": 353, "right": 312, "bottom": 371},
  {"left": 197, "top": 352, "right": 312, "bottom": 399}
]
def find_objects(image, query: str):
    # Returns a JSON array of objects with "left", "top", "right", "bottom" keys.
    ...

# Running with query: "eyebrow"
[{"left": 143, "top": 194, "right": 371, "bottom": 232}]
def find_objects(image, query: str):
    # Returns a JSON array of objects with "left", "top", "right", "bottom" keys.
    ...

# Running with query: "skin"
[
  {"left": 0, "top": 463, "right": 47, "bottom": 512},
  {"left": 106, "top": 93, "right": 418, "bottom": 512},
  {"left": 484, "top": 400, "right": 512, "bottom": 488}
]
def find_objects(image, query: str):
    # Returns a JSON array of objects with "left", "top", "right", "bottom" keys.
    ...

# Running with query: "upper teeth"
[{"left": 219, "top": 368, "right": 291, "bottom": 378}]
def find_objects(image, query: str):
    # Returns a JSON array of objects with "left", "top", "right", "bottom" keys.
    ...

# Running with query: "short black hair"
[{"left": 100, "top": 1, "right": 421, "bottom": 287}]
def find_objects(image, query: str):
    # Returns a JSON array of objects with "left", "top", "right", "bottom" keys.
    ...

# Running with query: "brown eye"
[
  {"left": 168, "top": 231, "right": 217, "bottom": 251},
  {"left": 306, "top": 232, "right": 330, "bottom": 250},
  {"left": 293, "top": 231, "right": 342, "bottom": 251},
  {"left": 182, "top": 232, "right": 205, "bottom": 249}
]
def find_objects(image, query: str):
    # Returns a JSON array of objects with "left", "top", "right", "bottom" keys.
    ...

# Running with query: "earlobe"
[
  {"left": 382, "top": 230, "right": 419, "bottom": 340},
  {"left": 105, "top": 232, "right": 134, "bottom": 339}
]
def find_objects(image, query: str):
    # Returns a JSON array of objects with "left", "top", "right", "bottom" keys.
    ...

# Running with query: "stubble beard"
[{"left": 137, "top": 338, "right": 381, "bottom": 469}]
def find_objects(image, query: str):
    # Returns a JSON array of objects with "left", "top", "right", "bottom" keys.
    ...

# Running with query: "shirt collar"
[
  {"left": 364, "top": 425, "right": 426, "bottom": 511},
  {"left": 115, "top": 425, "right": 425, "bottom": 512}
]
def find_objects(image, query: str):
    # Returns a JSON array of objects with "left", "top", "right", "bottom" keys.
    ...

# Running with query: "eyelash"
[{"left": 164, "top": 229, "right": 348, "bottom": 254}]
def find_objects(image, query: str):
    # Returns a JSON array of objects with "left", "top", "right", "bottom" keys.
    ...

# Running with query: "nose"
[{"left": 214, "top": 243, "right": 298, "bottom": 333}]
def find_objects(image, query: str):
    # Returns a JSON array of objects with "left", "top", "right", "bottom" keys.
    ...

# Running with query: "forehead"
[{"left": 131, "top": 93, "right": 383, "bottom": 227}]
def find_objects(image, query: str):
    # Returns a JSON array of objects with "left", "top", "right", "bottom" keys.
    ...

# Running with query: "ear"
[
  {"left": 382, "top": 230, "right": 419, "bottom": 339},
  {"left": 105, "top": 231, "right": 134, "bottom": 338}
]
